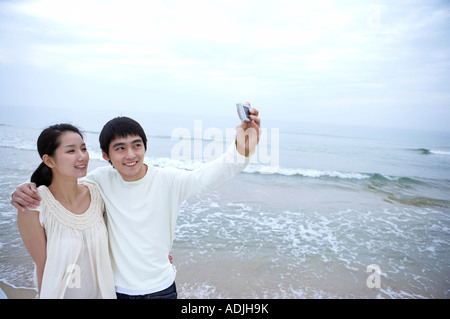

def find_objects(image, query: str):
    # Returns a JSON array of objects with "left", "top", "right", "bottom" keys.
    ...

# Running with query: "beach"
[
  {"left": 0, "top": 281, "right": 37, "bottom": 299},
  {"left": 1, "top": 115, "right": 449, "bottom": 299}
]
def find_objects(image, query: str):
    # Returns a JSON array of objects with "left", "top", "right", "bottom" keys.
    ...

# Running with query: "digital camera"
[{"left": 236, "top": 103, "right": 251, "bottom": 123}]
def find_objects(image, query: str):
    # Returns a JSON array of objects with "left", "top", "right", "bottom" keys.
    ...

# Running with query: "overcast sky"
[{"left": 1, "top": 0, "right": 449, "bottom": 131}]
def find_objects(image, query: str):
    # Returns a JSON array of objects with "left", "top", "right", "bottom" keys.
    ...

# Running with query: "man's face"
[{"left": 102, "top": 134, "right": 147, "bottom": 182}]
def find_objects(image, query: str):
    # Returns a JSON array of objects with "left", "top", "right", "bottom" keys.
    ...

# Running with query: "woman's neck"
[
  {"left": 48, "top": 177, "right": 80, "bottom": 205},
  {"left": 48, "top": 176, "right": 91, "bottom": 215}
]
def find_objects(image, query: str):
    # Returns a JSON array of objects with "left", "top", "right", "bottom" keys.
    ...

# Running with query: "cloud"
[{"left": 1, "top": 0, "right": 449, "bottom": 130}]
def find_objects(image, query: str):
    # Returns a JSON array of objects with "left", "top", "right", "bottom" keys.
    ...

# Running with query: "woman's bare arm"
[{"left": 17, "top": 209, "right": 47, "bottom": 295}]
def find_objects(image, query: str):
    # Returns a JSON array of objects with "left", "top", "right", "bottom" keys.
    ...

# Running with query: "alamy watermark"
[
  {"left": 65, "top": 264, "right": 81, "bottom": 289},
  {"left": 170, "top": 120, "right": 280, "bottom": 168},
  {"left": 366, "top": 264, "right": 381, "bottom": 289}
]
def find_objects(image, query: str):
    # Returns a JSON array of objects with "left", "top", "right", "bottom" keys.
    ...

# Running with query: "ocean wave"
[
  {"left": 244, "top": 165, "right": 371, "bottom": 180},
  {"left": 2, "top": 140, "right": 439, "bottom": 190},
  {"left": 139, "top": 155, "right": 372, "bottom": 180},
  {"left": 2, "top": 136, "right": 444, "bottom": 194},
  {"left": 368, "top": 173, "right": 426, "bottom": 185},
  {"left": 0, "top": 142, "right": 35, "bottom": 151},
  {"left": 411, "top": 148, "right": 450, "bottom": 156},
  {"left": 242, "top": 165, "right": 433, "bottom": 186},
  {"left": 145, "top": 156, "right": 205, "bottom": 170},
  {"left": 144, "top": 157, "right": 450, "bottom": 208},
  {"left": 430, "top": 150, "right": 450, "bottom": 155},
  {"left": 385, "top": 195, "right": 450, "bottom": 208},
  {"left": 141, "top": 155, "right": 432, "bottom": 186}
]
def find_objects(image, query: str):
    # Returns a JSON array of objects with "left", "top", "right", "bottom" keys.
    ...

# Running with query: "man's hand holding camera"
[{"left": 235, "top": 102, "right": 261, "bottom": 157}]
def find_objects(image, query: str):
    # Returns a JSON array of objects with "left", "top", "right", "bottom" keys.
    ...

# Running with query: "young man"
[{"left": 12, "top": 105, "right": 261, "bottom": 299}]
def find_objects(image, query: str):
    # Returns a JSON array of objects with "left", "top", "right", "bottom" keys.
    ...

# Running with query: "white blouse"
[{"left": 34, "top": 182, "right": 116, "bottom": 299}]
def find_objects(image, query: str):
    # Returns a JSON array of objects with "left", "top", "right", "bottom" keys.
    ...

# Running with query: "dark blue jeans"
[{"left": 116, "top": 282, "right": 177, "bottom": 299}]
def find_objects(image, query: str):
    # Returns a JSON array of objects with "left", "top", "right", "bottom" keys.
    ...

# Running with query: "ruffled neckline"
[{"left": 39, "top": 182, "right": 102, "bottom": 230}]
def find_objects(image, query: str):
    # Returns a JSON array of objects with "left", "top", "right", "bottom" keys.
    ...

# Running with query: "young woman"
[{"left": 17, "top": 124, "right": 116, "bottom": 298}]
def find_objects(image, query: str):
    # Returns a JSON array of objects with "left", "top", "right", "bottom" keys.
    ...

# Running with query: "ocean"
[{"left": 0, "top": 111, "right": 449, "bottom": 298}]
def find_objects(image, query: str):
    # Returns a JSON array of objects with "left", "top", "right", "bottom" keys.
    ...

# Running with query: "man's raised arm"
[{"left": 170, "top": 104, "right": 261, "bottom": 203}]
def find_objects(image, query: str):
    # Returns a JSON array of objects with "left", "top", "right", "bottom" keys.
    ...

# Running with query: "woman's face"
[{"left": 44, "top": 131, "right": 89, "bottom": 180}]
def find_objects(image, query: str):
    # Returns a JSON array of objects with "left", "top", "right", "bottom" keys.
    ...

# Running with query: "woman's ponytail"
[{"left": 31, "top": 162, "right": 53, "bottom": 187}]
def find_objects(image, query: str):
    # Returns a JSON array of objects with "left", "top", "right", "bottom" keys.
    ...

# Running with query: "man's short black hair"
[{"left": 99, "top": 116, "right": 148, "bottom": 157}]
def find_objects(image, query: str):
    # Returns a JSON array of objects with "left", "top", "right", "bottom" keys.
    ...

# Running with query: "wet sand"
[{"left": 0, "top": 281, "right": 37, "bottom": 299}]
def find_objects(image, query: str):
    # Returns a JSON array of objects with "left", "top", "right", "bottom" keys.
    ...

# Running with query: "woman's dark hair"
[
  {"left": 99, "top": 116, "right": 147, "bottom": 160},
  {"left": 31, "top": 124, "right": 83, "bottom": 187}
]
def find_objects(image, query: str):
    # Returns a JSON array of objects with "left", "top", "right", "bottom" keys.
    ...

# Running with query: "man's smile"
[{"left": 124, "top": 161, "right": 137, "bottom": 167}]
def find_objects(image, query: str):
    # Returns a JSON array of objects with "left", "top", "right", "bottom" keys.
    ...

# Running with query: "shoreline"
[{"left": 0, "top": 281, "right": 37, "bottom": 299}]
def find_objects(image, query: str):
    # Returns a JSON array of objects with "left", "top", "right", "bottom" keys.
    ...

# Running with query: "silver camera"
[{"left": 236, "top": 103, "right": 251, "bottom": 123}]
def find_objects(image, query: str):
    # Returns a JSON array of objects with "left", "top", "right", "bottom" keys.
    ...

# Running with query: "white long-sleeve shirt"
[{"left": 84, "top": 144, "right": 249, "bottom": 294}]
